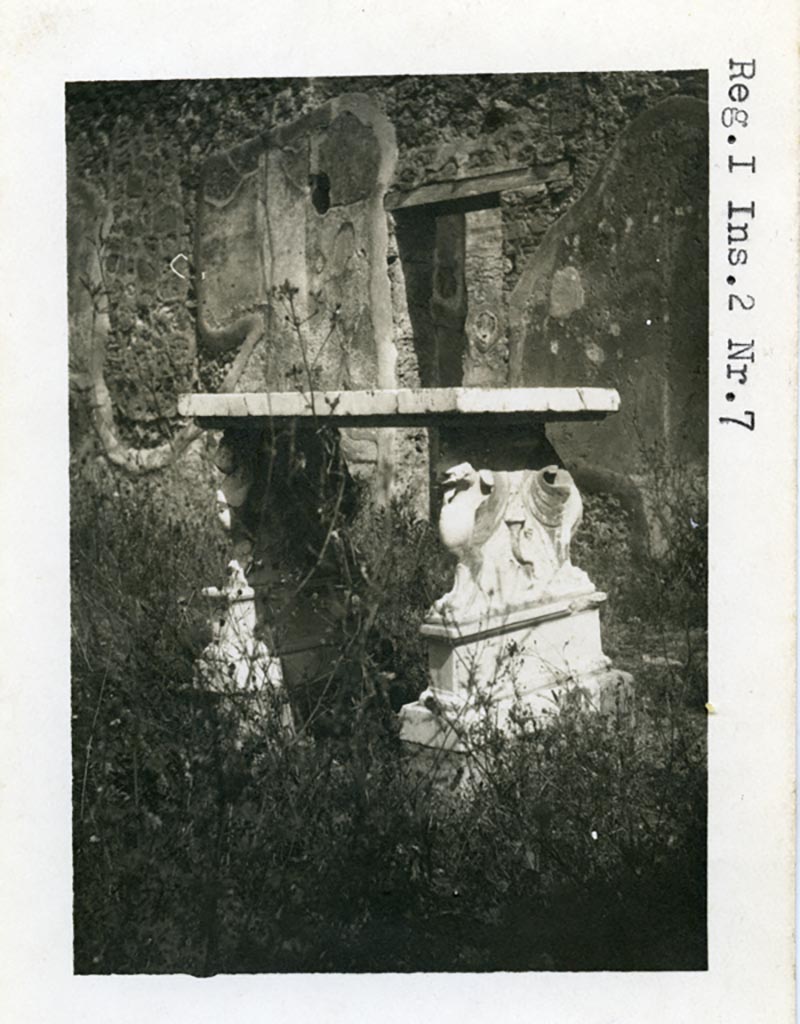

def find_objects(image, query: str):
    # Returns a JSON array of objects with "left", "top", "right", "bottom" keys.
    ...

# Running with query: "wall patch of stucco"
[{"left": 549, "top": 266, "right": 585, "bottom": 319}]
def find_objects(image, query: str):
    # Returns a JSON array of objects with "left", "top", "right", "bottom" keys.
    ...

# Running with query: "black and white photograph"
[
  {"left": 67, "top": 71, "right": 709, "bottom": 974},
  {"left": 1, "top": 2, "right": 796, "bottom": 1022}
]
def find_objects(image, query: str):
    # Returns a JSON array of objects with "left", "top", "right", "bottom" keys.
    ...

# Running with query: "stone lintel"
[
  {"left": 179, "top": 386, "right": 620, "bottom": 427},
  {"left": 384, "top": 161, "right": 571, "bottom": 211}
]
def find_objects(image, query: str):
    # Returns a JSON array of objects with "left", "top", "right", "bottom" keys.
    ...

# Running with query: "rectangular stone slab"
[
  {"left": 384, "top": 161, "right": 571, "bottom": 210},
  {"left": 178, "top": 386, "right": 619, "bottom": 427}
]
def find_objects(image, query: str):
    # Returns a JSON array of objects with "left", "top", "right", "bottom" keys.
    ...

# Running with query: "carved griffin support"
[
  {"left": 433, "top": 463, "right": 592, "bottom": 623},
  {"left": 195, "top": 560, "right": 286, "bottom": 697}
]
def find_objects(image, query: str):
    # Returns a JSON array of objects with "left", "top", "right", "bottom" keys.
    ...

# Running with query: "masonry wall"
[{"left": 67, "top": 72, "right": 707, "bottom": 523}]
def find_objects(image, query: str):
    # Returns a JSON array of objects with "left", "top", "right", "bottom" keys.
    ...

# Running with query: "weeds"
[{"left": 71, "top": 442, "right": 706, "bottom": 973}]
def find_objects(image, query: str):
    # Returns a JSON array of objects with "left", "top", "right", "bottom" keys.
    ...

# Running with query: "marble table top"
[{"left": 178, "top": 387, "right": 620, "bottom": 427}]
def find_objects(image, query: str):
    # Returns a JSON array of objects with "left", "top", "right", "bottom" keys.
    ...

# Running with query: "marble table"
[{"left": 179, "top": 386, "right": 631, "bottom": 752}]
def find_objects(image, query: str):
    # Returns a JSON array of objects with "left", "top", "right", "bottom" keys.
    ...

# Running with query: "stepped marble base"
[{"left": 399, "top": 592, "right": 633, "bottom": 753}]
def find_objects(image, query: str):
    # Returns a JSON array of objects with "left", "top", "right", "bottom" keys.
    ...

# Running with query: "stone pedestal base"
[
  {"left": 398, "top": 591, "right": 633, "bottom": 753},
  {"left": 195, "top": 561, "right": 296, "bottom": 736}
]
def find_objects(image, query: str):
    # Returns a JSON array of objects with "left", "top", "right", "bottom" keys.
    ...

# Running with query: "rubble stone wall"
[{"left": 67, "top": 72, "right": 707, "bottom": 527}]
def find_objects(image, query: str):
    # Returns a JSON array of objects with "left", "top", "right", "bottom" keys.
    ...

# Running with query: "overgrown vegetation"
[{"left": 71, "top": 441, "right": 707, "bottom": 974}]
